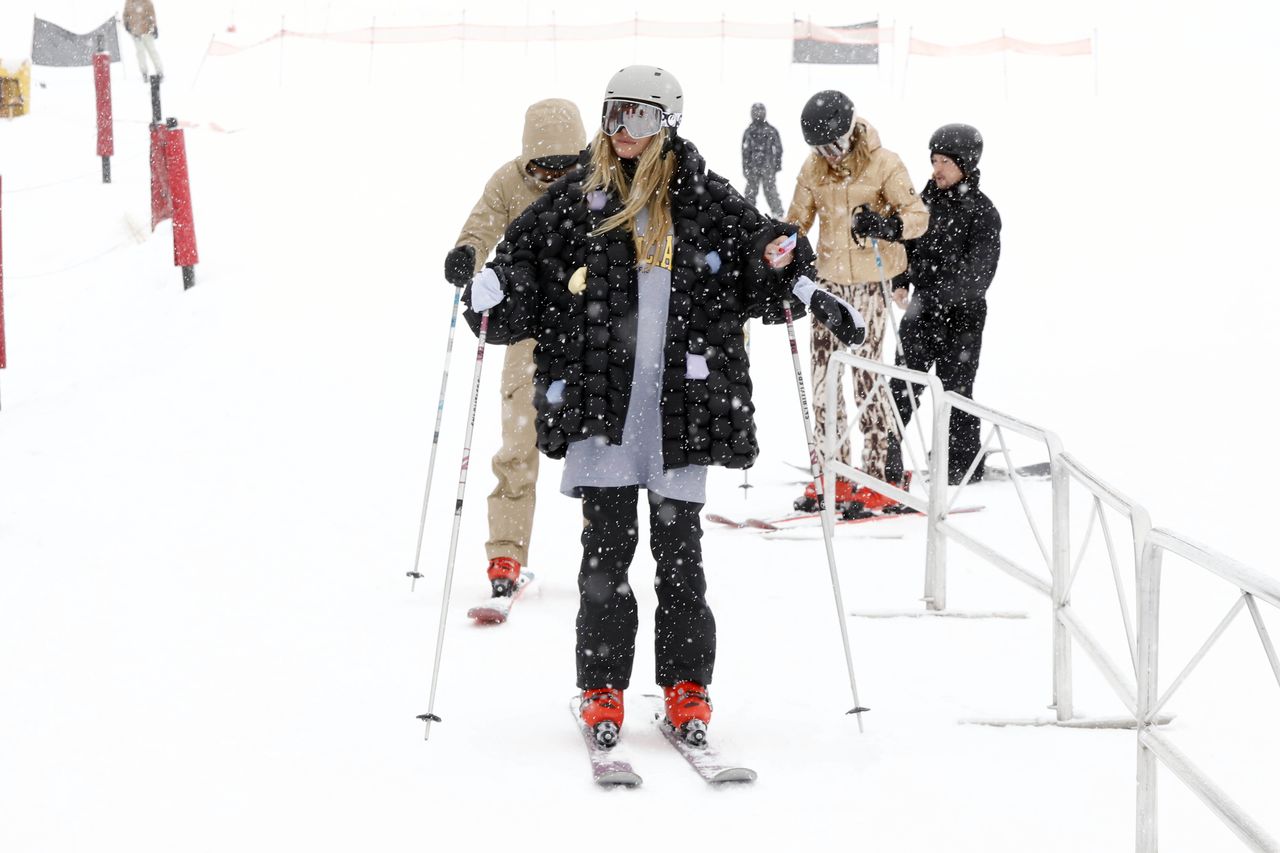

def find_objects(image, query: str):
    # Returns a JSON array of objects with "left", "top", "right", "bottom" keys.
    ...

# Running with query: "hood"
[
  {"left": 521, "top": 98, "right": 587, "bottom": 167},
  {"left": 751, "top": 103, "right": 766, "bottom": 123}
]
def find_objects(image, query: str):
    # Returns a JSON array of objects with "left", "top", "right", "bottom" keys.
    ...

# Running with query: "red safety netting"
[
  {"left": 909, "top": 36, "right": 1093, "bottom": 58},
  {"left": 206, "top": 19, "right": 899, "bottom": 53}
]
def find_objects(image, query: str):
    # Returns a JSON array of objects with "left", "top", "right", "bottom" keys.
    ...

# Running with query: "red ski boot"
[
  {"left": 794, "top": 477, "right": 858, "bottom": 513},
  {"left": 663, "top": 681, "right": 712, "bottom": 746},
  {"left": 486, "top": 557, "right": 522, "bottom": 597},
  {"left": 580, "top": 688, "right": 625, "bottom": 748},
  {"left": 843, "top": 471, "right": 916, "bottom": 519}
]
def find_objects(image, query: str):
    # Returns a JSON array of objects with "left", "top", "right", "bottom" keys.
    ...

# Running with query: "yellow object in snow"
[
  {"left": 0, "top": 60, "right": 31, "bottom": 118},
  {"left": 567, "top": 266, "right": 588, "bottom": 295}
]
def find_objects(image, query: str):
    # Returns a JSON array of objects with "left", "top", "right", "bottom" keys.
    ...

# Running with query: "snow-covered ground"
[{"left": 2, "top": 2, "right": 1278, "bottom": 851}]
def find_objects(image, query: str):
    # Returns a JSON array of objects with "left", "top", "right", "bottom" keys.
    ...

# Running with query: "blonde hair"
[
  {"left": 584, "top": 129, "right": 676, "bottom": 266},
  {"left": 819, "top": 122, "right": 872, "bottom": 181}
]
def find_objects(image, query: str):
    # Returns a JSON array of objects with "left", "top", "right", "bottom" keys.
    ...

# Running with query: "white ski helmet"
[{"left": 603, "top": 65, "right": 683, "bottom": 129}]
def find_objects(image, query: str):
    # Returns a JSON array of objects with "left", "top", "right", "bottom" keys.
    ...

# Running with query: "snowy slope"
[{"left": 2, "top": 2, "right": 1278, "bottom": 852}]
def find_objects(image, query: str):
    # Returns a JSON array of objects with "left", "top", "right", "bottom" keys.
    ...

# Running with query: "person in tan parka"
[
  {"left": 122, "top": 0, "right": 163, "bottom": 83},
  {"left": 443, "top": 98, "right": 587, "bottom": 598},
  {"left": 787, "top": 90, "right": 928, "bottom": 513}
]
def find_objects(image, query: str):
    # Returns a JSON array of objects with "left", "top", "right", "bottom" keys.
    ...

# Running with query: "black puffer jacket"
[
  {"left": 899, "top": 170, "right": 1002, "bottom": 304},
  {"left": 463, "top": 135, "right": 814, "bottom": 472}
]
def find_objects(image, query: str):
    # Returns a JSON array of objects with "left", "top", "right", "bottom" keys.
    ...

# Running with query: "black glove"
[
  {"left": 851, "top": 206, "right": 903, "bottom": 241},
  {"left": 810, "top": 290, "right": 867, "bottom": 347},
  {"left": 444, "top": 245, "right": 476, "bottom": 287}
]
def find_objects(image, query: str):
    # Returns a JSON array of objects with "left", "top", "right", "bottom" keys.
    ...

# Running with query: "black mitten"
[
  {"left": 851, "top": 206, "right": 903, "bottom": 241},
  {"left": 810, "top": 290, "right": 867, "bottom": 347},
  {"left": 444, "top": 245, "right": 476, "bottom": 287}
]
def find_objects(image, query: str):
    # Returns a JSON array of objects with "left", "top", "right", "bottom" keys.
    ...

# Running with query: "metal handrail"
[{"left": 1137, "top": 528, "right": 1280, "bottom": 852}]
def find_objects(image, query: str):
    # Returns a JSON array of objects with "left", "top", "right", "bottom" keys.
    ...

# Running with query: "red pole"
[
  {"left": 149, "top": 122, "right": 172, "bottom": 230},
  {"left": 162, "top": 120, "right": 199, "bottom": 289},
  {"left": 93, "top": 52, "right": 113, "bottom": 183}
]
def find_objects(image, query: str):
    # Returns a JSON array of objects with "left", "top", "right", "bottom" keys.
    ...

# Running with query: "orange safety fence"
[
  {"left": 909, "top": 35, "right": 1093, "bottom": 58},
  {"left": 207, "top": 18, "right": 921, "bottom": 54}
]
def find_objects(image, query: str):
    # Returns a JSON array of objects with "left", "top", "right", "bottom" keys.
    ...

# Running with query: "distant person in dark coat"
[
  {"left": 741, "top": 103, "right": 784, "bottom": 218},
  {"left": 889, "top": 123, "right": 1002, "bottom": 486}
]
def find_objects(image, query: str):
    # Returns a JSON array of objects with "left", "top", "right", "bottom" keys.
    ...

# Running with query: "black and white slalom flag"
[
  {"left": 32, "top": 17, "right": 122, "bottom": 67},
  {"left": 793, "top": 20, "right": 882, "bottom": 65}
]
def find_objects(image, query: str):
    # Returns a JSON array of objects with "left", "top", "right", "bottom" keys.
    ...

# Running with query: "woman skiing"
[
  {"left": 463, "top": 66, "right": 864, "bottom": 748},
  {"left": 787, "top": 90, "right": 929, "bottom": 515}
]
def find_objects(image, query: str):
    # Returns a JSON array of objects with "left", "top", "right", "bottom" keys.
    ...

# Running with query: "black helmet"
[
  {"left": 929, "top": 123, "right": 983, "bottom": 176},
  {"left": 800, "top": 90, "right": 855, "bottom": 146},
  {"left": 751, "top": 102, "right": 766, "bottom": 122}
]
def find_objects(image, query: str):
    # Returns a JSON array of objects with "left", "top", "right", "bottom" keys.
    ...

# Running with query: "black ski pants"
[
  {"left": 575, "top": 486, "right": 715, "bottom": 691},
  {"left": 890, "top": 297, "right": 988, "bottom": 481},
  {"left": 743, "top": 170, "right": 784, "bottom": 218}
]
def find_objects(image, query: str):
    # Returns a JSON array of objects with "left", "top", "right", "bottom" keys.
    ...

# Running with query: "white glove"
[
  {"left": 685, "top": 353, "right": 710, "bottom": 380},
  {"left": 791, "top": 275, "right": 821, "bottom": 307},
  {"left": 546, "top": 379, "right": 566, "bottom": 405},
  {"left": 469, "top": 267, "right": 505, "bottom": 312},
  {"left": 793, "top": 275, "right": 866, "bottom": 347}
]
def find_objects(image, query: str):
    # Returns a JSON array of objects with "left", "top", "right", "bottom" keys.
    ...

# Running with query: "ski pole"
[
  {"left": 740, "top": 319, "right": 752, "bottom": 498},
  {"left": 407, "top": 286, "right": 463, "bottom": 591},
  {"left": 870, "top": 237, "right": 929, "bottom": 460},
  {"left": 419, "top": 310, "right": 489, "bottom": 740},
  {"left": 782, "top": 304, "right": 868, "bottom": 729}
]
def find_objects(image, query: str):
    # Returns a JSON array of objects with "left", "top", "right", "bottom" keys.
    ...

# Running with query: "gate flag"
[
  {"left": 32, "top": 17, "right": 122, "bottom": 67},
  {"left": 793, "top": 20, "right": 882, "bottom": 65}
]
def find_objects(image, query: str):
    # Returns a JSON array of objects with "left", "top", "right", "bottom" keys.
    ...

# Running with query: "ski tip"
[
  {"left": 466, "top": 607, "right": 508, "bottom": 624},
  {"left": 596, "top": 769, "right": 643, "bottom": 787},
  {"left": 711, "top": 767, "right": 757, "bottom": 784}
]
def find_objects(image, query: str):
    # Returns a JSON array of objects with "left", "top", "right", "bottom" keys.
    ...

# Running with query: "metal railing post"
[
  {"left": 1135, "top": 540, "right": 1162, "bottom": 852},
  {"left": 924, "top": 394, "right": 951, "bottom": 611},
  {"left": 1050, "top": 453, "right": 1074, "bottom": 720}
]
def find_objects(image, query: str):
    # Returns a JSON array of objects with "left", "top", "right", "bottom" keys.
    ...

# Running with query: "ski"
[
  {"left": 747, "top": 505, "right": 983, "bottom": 531},
  {"left": 705, "top": 513, "right": 749, "bottom": 529},
  {"left": 644, "top": 695, "right": 756, "bottom": 784},
  {"left": 981, "top": 460, "right": 1051, "bottom": 481},
  {"left": 466, "top": 572, "right": 535, "bottom": 624},
  {"left": 570, "top": 697, "right": 642, "bottom": 787},
  {"left": 708, "top": 506, "right": 983, "bottom": 532}
]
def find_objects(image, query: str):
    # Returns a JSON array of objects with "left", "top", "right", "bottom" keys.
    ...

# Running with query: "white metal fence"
[{"left": 819, "top": 350, "right": 1278, "bottom": 850}]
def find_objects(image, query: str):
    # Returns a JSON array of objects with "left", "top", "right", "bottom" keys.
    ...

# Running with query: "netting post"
[
  {"left": 93, "top": 51, "right": 113, "bottom": 183},
  {"left": 162, "top": 118, "right": 199, "bottom": 290}
]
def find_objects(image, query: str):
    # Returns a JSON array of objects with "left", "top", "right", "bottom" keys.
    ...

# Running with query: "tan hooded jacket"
[
  {"left": 454, "top": 98, "right": 587, "bottom": 272},
  {"left": 123, "top": 0, "right": 157, "bottom": 36},
  {"left": 786, "top": 118, "right": 928, "bottom": 284}
]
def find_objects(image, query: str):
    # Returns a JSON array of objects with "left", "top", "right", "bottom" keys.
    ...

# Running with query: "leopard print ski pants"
[{"left": 810, "top": 280, "right": 899, "bottom": 481}]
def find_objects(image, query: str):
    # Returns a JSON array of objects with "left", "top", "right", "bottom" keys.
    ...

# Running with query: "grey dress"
[{"left": 560, "top": 209, "right": 708, "bottom": 504}]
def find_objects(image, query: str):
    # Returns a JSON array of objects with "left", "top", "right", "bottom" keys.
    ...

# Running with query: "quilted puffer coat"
[{"left": 464, "top": 135, "right": 816, "bottom": 472}]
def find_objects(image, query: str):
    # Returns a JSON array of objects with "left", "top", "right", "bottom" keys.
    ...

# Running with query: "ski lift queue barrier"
[{"left": 820, "top": 350, "right": 1279, "bottom": 851}]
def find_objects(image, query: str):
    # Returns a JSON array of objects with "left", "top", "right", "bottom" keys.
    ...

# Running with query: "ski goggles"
[
  {"left": 813, "top": 127, "right": 855, "bottom": 161},
  {"left": 601, "top": 99, "right": 681, "bottom": 139}
]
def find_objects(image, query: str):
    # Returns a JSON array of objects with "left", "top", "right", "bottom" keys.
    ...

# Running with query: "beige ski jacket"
[
  {"left": 786, "top": 118, "right": 928, "bottom": 284},
  {"left": 453, "top": 98, "right": 587, "bottom": 272}
]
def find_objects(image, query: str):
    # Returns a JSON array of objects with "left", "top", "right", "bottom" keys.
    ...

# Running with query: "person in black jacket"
[
  {"left": 888, "top": 123, "right": 1001, "bottom": 485},
  {"left": 462, "top": 66, "right": 863, "bottom": 750},
  {"left": 741, "top": 102, "right": 784, "bottom": 217}
]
